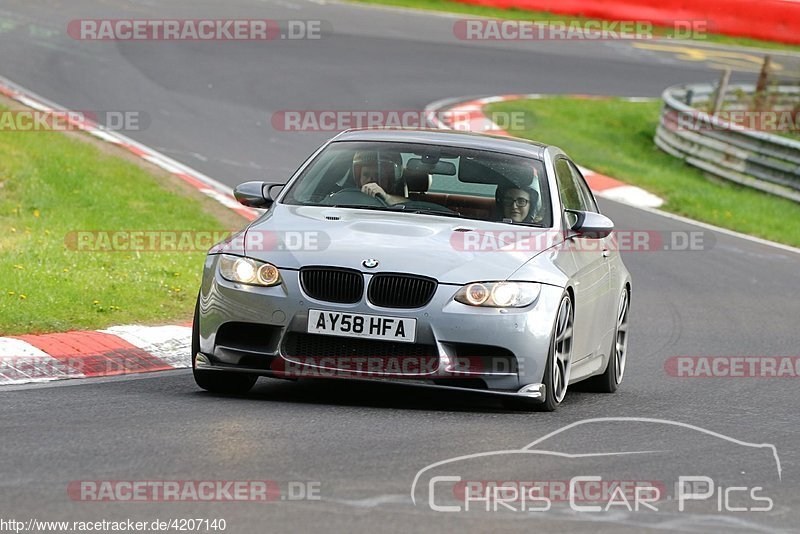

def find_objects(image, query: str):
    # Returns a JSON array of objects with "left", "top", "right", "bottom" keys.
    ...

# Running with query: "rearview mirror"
[
  {"left": 233, "top": 182, "right": 285, "bottom": 208},
  {"left": 565, "top": 210, "right": 614, "bottom": 239},
  {"left": 405, "top": 158, "right": 457, "bottom": 176}
]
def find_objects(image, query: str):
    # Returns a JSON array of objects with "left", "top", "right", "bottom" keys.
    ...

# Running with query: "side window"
[
  {"left": 567, "top": 161, "right": 599, "bottom": 213},
  {"left": 554, "top": 158, "right": 585, "bottom": 211}
]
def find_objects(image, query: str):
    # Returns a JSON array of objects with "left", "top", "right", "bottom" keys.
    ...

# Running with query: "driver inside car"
[{"left": 352, "top": 151, "right": 407, "bottom": 206}]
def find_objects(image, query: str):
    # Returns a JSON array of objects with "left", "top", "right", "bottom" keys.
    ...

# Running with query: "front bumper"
[
  {"left": 195, "top": 353, "right": 546, "bottom": 401},
  {"left": 196, "top": 255, "right": 564, "bottom": 398}
]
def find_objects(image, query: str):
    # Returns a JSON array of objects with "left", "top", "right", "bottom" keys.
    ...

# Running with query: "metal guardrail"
[{"left": 655, "top": 83, "right": 800, "bottom": 203}]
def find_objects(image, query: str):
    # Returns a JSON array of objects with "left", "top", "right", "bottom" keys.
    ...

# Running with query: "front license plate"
[{"left": 307, "top": 310, "right": 416, "bottom": 343}]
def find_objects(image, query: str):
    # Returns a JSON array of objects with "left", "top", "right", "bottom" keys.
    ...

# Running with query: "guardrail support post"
[
  {"left": 711, "top": 69, "right": 731, "bottom": 114},
  {"left": 754, "top": 56, "right": 772, "bottom": 111}
]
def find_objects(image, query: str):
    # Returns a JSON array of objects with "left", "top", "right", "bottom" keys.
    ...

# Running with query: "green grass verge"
[
  {"left": 484, "top": 97, "right": 800, "bottom": 247},
  {"left": 0, "top": 107, "right": 233, "bottom": 335},
  {"left": 347, "top": 0, "right": 800, "bottom": 53}
]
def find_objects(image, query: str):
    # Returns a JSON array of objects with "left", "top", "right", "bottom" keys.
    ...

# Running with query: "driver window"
[
  {"left": 567, "top": 161, "right": 599, "bottom": 213},
  {"left": 555, "top": 158, "right": 586, "bottom": 211}
]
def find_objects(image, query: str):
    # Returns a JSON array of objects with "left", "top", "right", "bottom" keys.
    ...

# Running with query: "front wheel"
[
  {"left": 504, "top": 292, "right": 574, "bottom": 412},
  {"left": 191, "top": 294, "right": 257, "bottom": 394}
]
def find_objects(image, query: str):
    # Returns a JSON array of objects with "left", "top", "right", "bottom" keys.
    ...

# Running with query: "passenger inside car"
[
  {"left": 404, "top": 166, "right": 497, "bottom": 220},
  {"left": 494, "top": 183, "right": 541, "bottom": 224}
]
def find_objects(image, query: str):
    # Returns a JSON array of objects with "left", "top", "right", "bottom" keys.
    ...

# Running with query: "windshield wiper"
[
  {"left": 327, "top": 204, "right": 462, "bottom": 218},
  {"left": 323, "top": 203, "right": 499, "bottom": 222},
  {"left": 501, "top": 221, "right": 545, "bottom": 228},
  {"left": 384, "top": 205, "right": 464, "bottom": 218},
  {"left": 327, "top": 205, "right": 394, "bottom": 211}
]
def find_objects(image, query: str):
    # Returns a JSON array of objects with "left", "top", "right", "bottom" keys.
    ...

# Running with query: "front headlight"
[
  {"left": 219, "top": 254, "right": 282, "bottom": 286},
  {"left": 454, "top": 282, "right": 540, "bottom": 308}
]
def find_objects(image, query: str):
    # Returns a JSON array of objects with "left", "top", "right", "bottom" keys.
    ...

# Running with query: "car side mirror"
[
  {"left": 565, "top": 210, "right": 614, "bottom": 239},
  {"left": 233, "top": 181, "right": 285, "bottom": 208}
]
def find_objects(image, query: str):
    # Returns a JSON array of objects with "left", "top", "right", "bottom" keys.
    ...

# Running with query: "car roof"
[{"left": 332, "top": 128, "right": 548, "bottom": 159}]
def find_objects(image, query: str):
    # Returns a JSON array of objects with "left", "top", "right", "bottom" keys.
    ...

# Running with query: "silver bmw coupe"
[{"left": 193, "top": 129, "right": 631, "bottom": 411}]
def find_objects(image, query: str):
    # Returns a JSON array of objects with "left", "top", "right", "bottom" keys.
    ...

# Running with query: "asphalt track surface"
[{"left": 1, "top": 1, "right": 799, "bottom": 532}]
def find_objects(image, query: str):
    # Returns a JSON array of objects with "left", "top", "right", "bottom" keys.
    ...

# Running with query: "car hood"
[{"left": 227, "top": 204, "right": 560, "bottom": 285}]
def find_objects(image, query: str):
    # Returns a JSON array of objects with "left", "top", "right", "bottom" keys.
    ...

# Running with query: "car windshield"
[{"left": 281, "top": 141, "right": 552, "bottom": 227}]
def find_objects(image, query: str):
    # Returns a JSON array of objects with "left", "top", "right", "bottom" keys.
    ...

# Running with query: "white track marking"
[{"left": 99, "top": 325, "right": 192, "bottom": 369}]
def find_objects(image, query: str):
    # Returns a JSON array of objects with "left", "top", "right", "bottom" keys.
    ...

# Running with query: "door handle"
[{"left": 602, "top": 249, "right": 611, "bottom": 258}]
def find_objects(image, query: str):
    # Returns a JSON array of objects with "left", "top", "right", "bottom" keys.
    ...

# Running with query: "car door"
[
  {"left": 554, "top": 157, "right": 611, "bottom": 363},
  {"left": 567, "top": 160, "right": 616, "bottom": 334}
]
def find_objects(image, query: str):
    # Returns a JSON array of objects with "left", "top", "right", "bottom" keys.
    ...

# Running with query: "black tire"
[
  {"left": 191, "top": 293, "right": 257, "bottom": 394},
  {"left": 582, "top": 288, "right": 629, "bottom": 393},
  {"left": 503, "top": 293, "right": 573, "bottom": 412},
  {"left": 501, "top": 395, "right": 544, "bottom": 411}
]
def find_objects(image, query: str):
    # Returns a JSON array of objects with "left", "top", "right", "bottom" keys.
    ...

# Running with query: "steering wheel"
[{"left": 321, "top": 187, "right": 388, "bottom": 207}]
